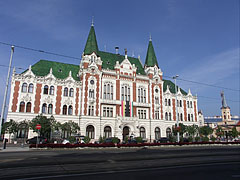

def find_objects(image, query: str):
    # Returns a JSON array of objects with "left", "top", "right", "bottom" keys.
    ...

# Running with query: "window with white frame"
[
  {"left": 103, "top": 107, "right": 113, "bottom": 117},
  {"left": 103, "top": 83, "right": 113, "bottom": 100},
  {"left": 154, "top": 88, "right": 159, "bottom": 104},
  {"left": 155, "top": 110, "right": 159, "bottom": 119},
  {"left": 138, "top": 109, "right": 147, "bottom": 119},
  {"left": 121, "top": 85, "right": 130, "bottom": 101},
  {"left": 89, "top": 90, "right": 94, "bottom": 98},
  {"left": 138, "top": 87, "right": 146, "bottom": 103},
  {"left": 88, "top": 105, "right": 94, "bottom": 116}
]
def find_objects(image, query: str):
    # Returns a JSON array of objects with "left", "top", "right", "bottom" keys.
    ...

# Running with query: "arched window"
[
  {"left": 168, "top": 99, "right": 171, "bottom": 106},
  {"left": 42, "top": 103, "right": 47, "bottom": 114},
  {"left": 165, "top": 99, "right": 167, "bottom": 106},
  {"left": 48, "top": 104, "right": 53, "bottom": 114},
  {"left": 140, "top": 127, "right": 146, "bottom": 138},
  {"left": 180, "top": 113, "right": 183, "bottom": 121},
  {"left": 188, "top": 114, "right": 190, "bottom": 121},
  {"left": 26, "top": 102, "right": 31, "bottom": 113},
  {"left": 17, "top": 123, "right": 28, "bottom": 138},
  {"left": 166, "top": 128, "right": 171, "bottom": 138},
  {"left": 50, "top": 86, "right": 54, "bottom": 95},
  {"left": 165, "top": 112, "right": 168, "bottom": 120},
  {"left": 155, "top": 127, "right": 161, "bottom": 140},
  {"left": 22, "top": 83, "right": 27, "bottom": 93},
  {"left": 180, "top": 100, "right": 182, "bottom": 107},
  {"left": 103, "top": 84, "right": 106, "bottom": 99},
  {"left": 68, "top": 105, "right": 73, "bottom": 115},
  {"left": 191, "top": 114, "right": 193, "bottom": 121},
  {"left": 69, "top": 88, "right": 74, "bottom": 97},
  {"left": 104, "top": 126, "right": 112, "bottom": 138},
  {"left": 64, "top": 87, "right": 68, "bottom": 96},
  {"left": 169, "top": 113, "right": 172, "bottom": 120},
  {"left": 62, "top": 105, "right": 67, "bottom": 115},
  {"left": 19, "top": 102, "right": 25, "bottom": 112},
  {"left": 28, "top": 84, "right": 33, "bottom": 93},
  {"left": 190, "top": 101, "right": 193, "bottom": 108},
  {"left": 86, "top": 125, "right": 95, "bottom": 139},
  {"left": 43, "top": 85, "right": 48, "bottom": 94},
  {"left": 89, "top": 90, "right": 94, "bottom": 98}
]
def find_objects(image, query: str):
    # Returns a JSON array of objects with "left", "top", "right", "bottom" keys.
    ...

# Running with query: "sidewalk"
[{"left": 0, "top": 142, "right": 30, "bottom": 152}]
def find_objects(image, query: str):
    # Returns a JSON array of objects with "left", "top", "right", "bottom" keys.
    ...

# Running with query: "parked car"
[
  {"left": 26, "top": 137, "right": 48, "bottom": 144},
  {"left": 62, "top": 139, "right": 70, "bottom": 144},
  {"left": 104, "top": 137, "right": 120, "bottom": 144},
  {"left": 156, "top": 137, "right": 170, "bottom": 143}
]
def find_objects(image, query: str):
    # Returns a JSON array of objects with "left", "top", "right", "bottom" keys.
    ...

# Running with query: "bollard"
[{"left": 3, "top": 138, "right": 8, "bottom": 149}]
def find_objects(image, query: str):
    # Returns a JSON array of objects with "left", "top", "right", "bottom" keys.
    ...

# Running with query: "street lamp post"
[
  {"left": 0, "top": 46, "right": 14, "bottom": 136},
  {"left": 173, "top": 75, "right": 179, "bottom": 143}
]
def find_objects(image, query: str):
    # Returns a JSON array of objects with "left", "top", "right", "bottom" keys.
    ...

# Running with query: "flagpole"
[{"left": 0, "top": 46, "right": 14, "bottom": 136}]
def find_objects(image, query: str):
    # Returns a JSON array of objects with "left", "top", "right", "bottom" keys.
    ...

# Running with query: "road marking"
[{"left": 15, "top": 161, "right": 240, "bottom": 180}]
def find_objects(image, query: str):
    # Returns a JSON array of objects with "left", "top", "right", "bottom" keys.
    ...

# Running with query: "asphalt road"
[{"left": 0, "top": 145, "right": 239, "bottom": 180}]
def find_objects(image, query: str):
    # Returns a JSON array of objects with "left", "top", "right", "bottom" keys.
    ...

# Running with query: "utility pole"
[
  {"left": 0, "top": 46, "right": 14, "bottom": 136},
  {"left": 173, "top": 75, "right": 179, "bottom": 143}
]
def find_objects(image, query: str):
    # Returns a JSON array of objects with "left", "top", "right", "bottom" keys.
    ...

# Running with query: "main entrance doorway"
[{"left": 123, "top": 126, "right": 130, "bottom": 141}]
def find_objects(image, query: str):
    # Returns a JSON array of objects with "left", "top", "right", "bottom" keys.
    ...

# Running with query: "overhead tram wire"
[
  {"left": 163, "top": 75, "right": 240, "bottom": 92},
  {"left": 1, "top": 41, "right": 239, "bottom": 92},
  {"left": 0, "top": 41, "right": 81, "bottom": 61}
]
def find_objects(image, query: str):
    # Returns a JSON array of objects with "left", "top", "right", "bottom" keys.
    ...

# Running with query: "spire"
[
  {"left": 84, "top": 24, "right": 99, "bottom": 56},
  {"left": 221, "top": 91, "right": 228, "bottom": 108},
  {"left": 145, "top": 37, "right": 159, "bottom": 67}
]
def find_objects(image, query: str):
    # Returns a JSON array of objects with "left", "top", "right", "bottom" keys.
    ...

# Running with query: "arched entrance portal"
[{"left": 123, "top": 126, "right": 130, "bottom": 141}]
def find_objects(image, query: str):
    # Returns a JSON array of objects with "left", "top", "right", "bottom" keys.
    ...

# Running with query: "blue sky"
[{"left": 0, "top": 0, "right": 239, "bottom": 117}]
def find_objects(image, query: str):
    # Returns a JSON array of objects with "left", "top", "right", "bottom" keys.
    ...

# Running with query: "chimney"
[{"left": 115, "top": 46, "right": 119, "bottom": 54}]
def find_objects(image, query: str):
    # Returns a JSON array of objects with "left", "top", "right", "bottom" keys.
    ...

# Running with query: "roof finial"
[
  {"left": 149, "top": 33, "right": 152, "bottom": 41},
  {"left": 91, "top": 16, "right": 94, "bottom": 26}
]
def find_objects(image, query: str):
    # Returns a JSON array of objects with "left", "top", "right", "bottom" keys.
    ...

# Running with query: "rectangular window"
[{"left": 103, "top": 107, "right": 106, "bottom": 117}]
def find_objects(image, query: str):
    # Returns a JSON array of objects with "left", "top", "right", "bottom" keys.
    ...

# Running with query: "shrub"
[
  {"left": 169, "top": 136, "right": 177, "bottom": 142},
  {"left": 111, "top": 137, "right": 120, "bottom": 144},
  {"left": 202, "top": 137, "right": 209, "bottom": 142},
  {"left": 135, "top": 137, "right": 143, "bottom": 143},
  {"left": 67, "top": 136, "right": 76, "bottom": 143},
  {"left": 99, "top": 136, "right": 106, "bottom": 143},
  {"left": 84, "top": 136, "right": 91, "bottom": 144},
  {"left": 188, "top": 136, "right": 193, "bottom": 142},
  {"left": 210, "top": 136, "right": 216, "bottom": 142},
  {"left": 195, "top": 136, "right": 200, "bottom": 142}
]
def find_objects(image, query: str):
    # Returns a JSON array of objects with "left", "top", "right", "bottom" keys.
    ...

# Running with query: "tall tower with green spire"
[
  {"left": 83, "top": 23, "right": 99, "bottom": 56},
  {"left": 144, "top": 36, "right": 159, "bottom": 68}
]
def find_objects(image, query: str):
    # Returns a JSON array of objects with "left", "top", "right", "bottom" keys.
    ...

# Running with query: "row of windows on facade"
[
  {"left": 21, "top": 83, "right": 74, "bottom": 97},
  {"left": 19, "top": 102, "right": 73, "bottom": 115},
  {"left": 86, "top": 125, "right": 172, "bottom": 140},
  {"left": 164, "top": 112, "right": 194, "bottom": 121},
  {"left": 164, "top": 99, "right": 193, "bottom": 108}
]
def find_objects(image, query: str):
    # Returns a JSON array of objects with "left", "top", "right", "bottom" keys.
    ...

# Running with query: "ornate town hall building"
[{"left": 6, "top": 24, "right": 199, "bottom": 141}]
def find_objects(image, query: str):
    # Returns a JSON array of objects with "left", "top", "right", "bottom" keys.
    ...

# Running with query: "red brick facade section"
[
  {"left": 183, "top": 100, "right": 187, "bottom": 121},
  {"left": 152, "top": 83, "right": 155, "bottom": 119},
  {"left": 95, "top": 75, "right": 100, "bottom": 116},
  {"left": 133, "top": 82, "right": 136, "bottom": 102},
  {"left": 116, "top": 80, "right": 120, "bottom": 100},
  {"left": 83, "top": 62, "right": 89, "bottom": 69},
  {"left": 11, "top": 81, "right": 20, "bottom": 112},
  {"left": 133, "top": 106, "right": 136, "bottom": 117},
  {"left": 84, "top": 74, "right": 90, "bottom": 115},
  {"left": 172, "top": 99, "right": 176, "bottom": 121},
  {"left": 55, "top": 86, "right": 62, "bottom": 115},
  {"left": 34, "top": 84, "right": 42, "bottom": 113},
  {"left": 75, "top": 88, "right": 79, "bottom": 115},
  {"left": 194, "top": 101, "right": 197, "bottom": 122},
  {"left": 97, "top": 65, "right": 102, "bottom": 71},
  {"left": 159, "top": 84, "right": 163, "bottom": 119},
  {"left": 116, "top": 105, "right": 120, "bottom": 116}
]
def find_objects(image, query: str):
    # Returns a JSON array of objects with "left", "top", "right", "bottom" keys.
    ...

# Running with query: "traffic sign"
[{"left": 36, "top": 124, "right": 41, "bottom": 130}]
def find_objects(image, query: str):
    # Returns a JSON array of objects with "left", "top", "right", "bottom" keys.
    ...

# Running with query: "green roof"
[
  {"left": 145, "top": 40, "right": 159, "bottom": 67},
  {"left": 29, "top": 60, "right": 80, "bottom": 81},
  {"left": 84, "top": 25, "right": 99, "bottom": 56},
  {"left": 163, "top": 79, "right": 187, "bottom": 95},
  {"left": 98, "top": 51, "right": 145, "bottom": 75}
]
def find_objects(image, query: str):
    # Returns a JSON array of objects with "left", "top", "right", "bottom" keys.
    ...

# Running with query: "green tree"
[
  {"left": 186, "top": 125, "right": 199, "bottom": 139},
  {"left": 231, "top": 127, "right": 239, "bottom": 138},
  {"left": 29, "top": 114, "right": 52, "bottom": 138},
  {"left": 215, "top": 126, "right": 224, "bottom": 138},
  {"left": 199, "top": 126, "right": 213, "bottom": 137},
  {"left": 61, "top": 121, "right": 80, "bottom": 138},
  {"left": 172, "top": 123, "right": 186, "bottom": 137},
  {"left": 1, "top": 119, "right": 19, "bottom": 140}
]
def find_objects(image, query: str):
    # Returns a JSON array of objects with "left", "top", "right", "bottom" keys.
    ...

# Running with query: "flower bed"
[{"left": 29, "top": 141, "right": 240, "bottom": 149}]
